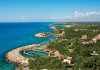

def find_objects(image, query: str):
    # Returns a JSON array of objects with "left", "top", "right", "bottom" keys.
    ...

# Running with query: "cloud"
[
  {"left": 50, "top": 16, "right": 72, "bottom": 19},
  {"left": 21, "top": 17, "right": 26, "bottom": 20},
  {"left": 74, "top": 11, "right": 100, "bottom": 18},
  {"left": 51, "top": 16, "right": 58, "bottom": 19},
  {"left": 51, "top": 11, "right": 100, "bottom": 20}
]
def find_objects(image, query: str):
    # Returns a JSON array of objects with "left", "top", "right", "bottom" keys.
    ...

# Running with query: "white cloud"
[
  {"left": 50, "top": 16, "right": 73, "bottom": 19},
  {"left": 64, "top": 16, "right": 73, "bottom": 19},
  {"left": 74, "top": 11, "right": 100, "bottom": 18},
  {"left": 51, "top": 11, "right": 100, "bottom": 20},
  {"left": 21, "top": 17, "right": 26, "bottom": 20},
  {"left": 51, "top": 16, "right": 58, "bottom": 19}
]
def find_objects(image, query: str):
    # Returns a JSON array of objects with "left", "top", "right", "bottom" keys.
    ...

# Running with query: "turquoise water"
[
  {"left": 56, "top": 26, "right": 65, "bottom": 29},
  {"left": 21, "top": 50, "right": 48, "bottom": 58},
  {"left": 0, "top": 22, "right": 54, "bottom": 70}
]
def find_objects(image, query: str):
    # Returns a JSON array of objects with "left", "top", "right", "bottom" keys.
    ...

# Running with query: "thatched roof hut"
[
  {"left": 54, "top": 50, "right": 64, "bottom": 60},
  {"left": 93, "top": 34, "right": 100, "bottom": 40},
  {"left": 80, "top": 35, "right": 87, "bottom": 40}
]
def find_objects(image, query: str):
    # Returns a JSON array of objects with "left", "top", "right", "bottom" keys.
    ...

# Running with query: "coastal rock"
[
  {"left": 34, "top": 32, "right": 47, "bottom": 38},
  {"left": 6, "top": 44, "right": 40, "bottom": 65}
]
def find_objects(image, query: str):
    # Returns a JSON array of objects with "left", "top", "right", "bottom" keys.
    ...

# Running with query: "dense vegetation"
[
  {"left": 29, "top": 57, "right": 68, "bottom": 70},
  {"left": 29, "top": 24, "right": 100, "bottom": 70}
]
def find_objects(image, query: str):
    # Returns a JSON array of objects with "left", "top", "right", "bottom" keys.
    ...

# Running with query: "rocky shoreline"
[{"left": 6, "top": 44, "right": 40, "bottom": 70}]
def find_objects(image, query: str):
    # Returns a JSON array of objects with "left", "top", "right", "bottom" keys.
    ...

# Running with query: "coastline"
[
  {"left": 6, "top": 43, "right": 51, "bottom": 70},
  {"left": 28, "top": 23, "right": 100, "bottom": 70},
  {"left": 6, "top": 44, "right": 41, "bottom": 70},
  {"left": 5, "top": 23, "right": 100, "bottom": 70},
  {"left": 5, "top": 23, "right": 73, "bottom": 70},
  {"left": 0, "top": 22, "right": 55, "bottom": 70},
  {"left": 6, "top": 44, "right": 40, "bottom": 64}
]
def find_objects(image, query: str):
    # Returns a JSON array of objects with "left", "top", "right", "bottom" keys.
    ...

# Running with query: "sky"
[{"left": 0, "top": 0, "right": 100, "bottom": 22}]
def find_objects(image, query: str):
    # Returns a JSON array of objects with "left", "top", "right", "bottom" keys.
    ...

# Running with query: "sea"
[{"left": 0, "top": 22, "right": 54, "bottom": 70}]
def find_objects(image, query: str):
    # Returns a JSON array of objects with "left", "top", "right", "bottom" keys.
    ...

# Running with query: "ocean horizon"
[{"left": 0, "top": 22, "right": 54, "bottom": 70}]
